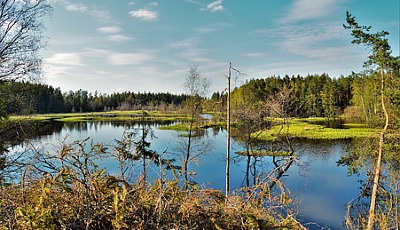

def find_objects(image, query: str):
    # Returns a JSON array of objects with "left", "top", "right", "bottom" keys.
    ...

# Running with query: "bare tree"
[
  {"left": 181, "top": 65, "right": 210, "bottom": 187},
  {"left": 0, "top": 0, "right": 51, "bottom": 81}
]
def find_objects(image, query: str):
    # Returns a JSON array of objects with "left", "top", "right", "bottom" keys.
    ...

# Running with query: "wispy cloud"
[
  {"left": 108, "top": 35, "right": 133, "bottom": 42},
  {"left": 65, "top": 3, "right": 88, "bottom": 13},
  {"left": 129, "top": 9, "right": 158, "bottom": 21},
  {"left": 281, "top": 0, "right": 343, "bottom": 23},
  {"left": 184, "top": 0, "right": 203, "bottom": 6},
  {"left": 254, "top": 21, "right": 348, "bottom": 58},
  {"left": 207, "top": 0, "right": 223, "bottom": 12},
  {"left": 169, "top": 39, "right": 197, "bottom": 48},
  {"left": 59, "top": 1, "right": 113, "bottom": 22},
  {"left": 81, "top": 48, "right": 111, "bottom": 57},
  {"left": 108, "top": 51, "right": 155, "bottom": 65},
  {"left": 46, "top": 53, "right": 85, "bottom": 66},
  {"left": 169, "top": 39, "right": 212, "bottom": 63},
  {"left": 97, "top": 27, "right": 132, "bottom": 42},
  {"left": 97, "top": 26, "right": 122, "bottom": 34},
  {"left": 245, "top": 52, "right": 264, "bottom": 57},
  {"left": 278, "top": 23, "right": 346, "bottom": 57},
  {"left": 90, "top": 9, "right": 112, "bottom": 22},
  {"left": 148, "top": 2, "right": 158, "bottom": 7},
  {"left": 181, "top": 48, "right": 211, "bottom": 63},
  {"left": 195, "top": 22, "right": 233, "bottom": 34}
]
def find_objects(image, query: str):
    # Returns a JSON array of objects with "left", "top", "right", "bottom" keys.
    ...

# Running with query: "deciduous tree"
[{"left": 0, "top": 0, "right": 51, "bottom": 81}]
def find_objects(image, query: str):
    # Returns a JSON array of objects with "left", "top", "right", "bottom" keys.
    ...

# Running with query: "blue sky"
[{"left": 43, "top": 0, "right": 399, "bottom": 95}]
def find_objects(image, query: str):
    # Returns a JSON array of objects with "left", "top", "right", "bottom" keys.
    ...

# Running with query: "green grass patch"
[
  {"left": 158, "top": 123, "right": 191, "bottom": 131},
  {"left": 10, "top": 110, "right": 189, "bottom": 122},
  {"left": 158, "top": 121, "right": 222, "bottom": 131},
  {"left": 236, "top": 150, "right": 293, "bottom": 157},
  {"left": 256, "top": 118, "right": 380, "bottom": 141}
]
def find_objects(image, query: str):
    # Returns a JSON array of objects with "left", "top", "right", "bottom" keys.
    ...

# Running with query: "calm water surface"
[{"left": 12, "top": 121, "right": 360, "bottom": 229}]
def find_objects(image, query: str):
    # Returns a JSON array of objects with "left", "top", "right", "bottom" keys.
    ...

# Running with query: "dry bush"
[{"left": 0, "top": 138, "right": 305, "bottom": 229}]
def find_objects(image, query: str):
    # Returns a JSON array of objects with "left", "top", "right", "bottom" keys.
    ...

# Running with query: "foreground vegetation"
[{"left": 0, "top": 138, "right": 305, "bottom": 229}]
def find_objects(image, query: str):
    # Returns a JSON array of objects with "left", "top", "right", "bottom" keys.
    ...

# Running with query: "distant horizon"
[{"left": 42, "top": 0, "right": 399, "bottom": 95}]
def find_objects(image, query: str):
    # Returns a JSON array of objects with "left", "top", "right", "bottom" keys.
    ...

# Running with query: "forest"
[
  {"left": 0, "top": 81, "right": 188, "bottom": 115},
  {"left": 0, "top": 72, "right": 383, "bottom": 123}
]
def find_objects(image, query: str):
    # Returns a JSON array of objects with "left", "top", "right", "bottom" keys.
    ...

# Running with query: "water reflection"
[{"left": 62, "top": 120, "right": 178, "bottom": 133}]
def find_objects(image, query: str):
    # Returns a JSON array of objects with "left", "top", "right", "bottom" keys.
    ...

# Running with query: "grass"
[
  {"left": 236, "top": 150, "right": 294, "bottom": 157},
  {"left": 10, "top": 110, "right": 189, "bottom": 122},
  {"left": 158, "top": 122, "right": 219, "bottom": 132},
  {"left": 10, "top": 113, "right": 381, "bottom": 140},
  {"left": 255, "top": 118, "right": 380, "bottom": 141},
  {"left": 158, "top": 123, "right": 191, "bottom": 131}
]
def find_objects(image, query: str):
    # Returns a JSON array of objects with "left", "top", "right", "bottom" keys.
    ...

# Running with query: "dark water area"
[{"left": 6, "top": 120, "right": 362, "bottom": 229}]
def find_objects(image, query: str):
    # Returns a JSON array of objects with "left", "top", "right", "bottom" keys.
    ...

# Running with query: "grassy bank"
[
  {"left": 10, "top": 110, "right": 189, "bottom": 122},
  {"left": 255, "top": 118, "right": 380, "bottom": 141},
  {"left": 9, "top": 113, "right": 381, "bottom": 140},
  {"left": 236, "top": 150, "right": 294, "bottom": 157}
]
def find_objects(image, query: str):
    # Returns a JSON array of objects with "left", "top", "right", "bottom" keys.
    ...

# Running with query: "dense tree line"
[
  {"left": 207, "top": 74, "right": 353, "bottom": 119},
  {"left": 0, "top": 81, "right": 187, "bottom": 115}
]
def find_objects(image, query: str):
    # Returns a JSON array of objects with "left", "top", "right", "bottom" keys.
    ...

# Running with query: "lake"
[{"left": 9, "top": 120, "right": 361, "bottom": 229}]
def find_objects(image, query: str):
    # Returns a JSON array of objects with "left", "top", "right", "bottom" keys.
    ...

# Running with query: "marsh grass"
[
  {"left": 10, "top": 110, "right": 189, "bottom": 122},
  {"left": 236, "top": 150, "right": 293, "bottom": 157},
  {"left": 256, "top": 118, "right": 380, "bottom": 141}
]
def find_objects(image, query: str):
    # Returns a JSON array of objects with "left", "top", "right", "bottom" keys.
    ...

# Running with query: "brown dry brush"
[{"left": 0, "top": 139, "right": 305, "bottom": 229}]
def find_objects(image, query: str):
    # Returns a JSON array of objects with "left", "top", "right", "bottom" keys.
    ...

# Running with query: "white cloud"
[
  {"left": 82, "top": 48, "right": 111, "bottom": 57},
  {"left": 184, "top": 0, "right": 203, "bottom": 6},
  {"left": 169, "top": 39, "right": 212, "bottom": 63},
  {"left": 255, "top": 22, "right": 348, "bottom": 59},
  {"left": 129, "top": 9, "right": 158, "bottom": 21},
  {"left": 108, "top": 52, "right": 154, "bottom": 65},
  {"left": 90, "top": 9, "right": 112, "bottom": 22},
  {"left": 281, "top": 0, "right": 342, "bottom": 23},
  {"left": 43, "top": 65, "right": 74, "bottom": 79},
  {"left": 195, "top": 23, "right": 233, "bottom": 33},
  {"left": 108, "top": 35, "right": 133, "bottom": 42},
  {"left": 148, "top": 2, "right": 158, "bottom": 7},
  {"left": 96, "top": 27, "right": 132, "bottom": 42},
  {"left": 58, "top": 1, "right": 113, "bottom": 22},
  {"left": 45, "top": 53, "right": 85, "bottom": 66},
  {"left": 207, "top": 0, "right": 223, "bottom": 12},
  {"left": 195, "top": 27, "right": 215, "bottom": 33},
  {"left": 169, "top": 39, "right": 197, "bottom": 48},
  {"left": 181, "top": 48, "right": 211, "bottom": 63},
  {"left": 275, "top": 23, "right": 346, "bottom": 58},
  {"left": 65, "top": 3, "right": 88, "bottom": 13},
  {"left": 246, "top": 53, "right": 264, "bottom": 57},
  {"left": 97, "top": 26, "right": 122, "bottom": 34}
]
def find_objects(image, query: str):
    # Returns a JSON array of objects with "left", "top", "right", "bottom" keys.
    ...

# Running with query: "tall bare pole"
[
  {"left": 225, "top": 63, "right": 243, "bottom": 195},
  {"left": 225, "top": 62, "right": 231, "bottom": 195}
]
